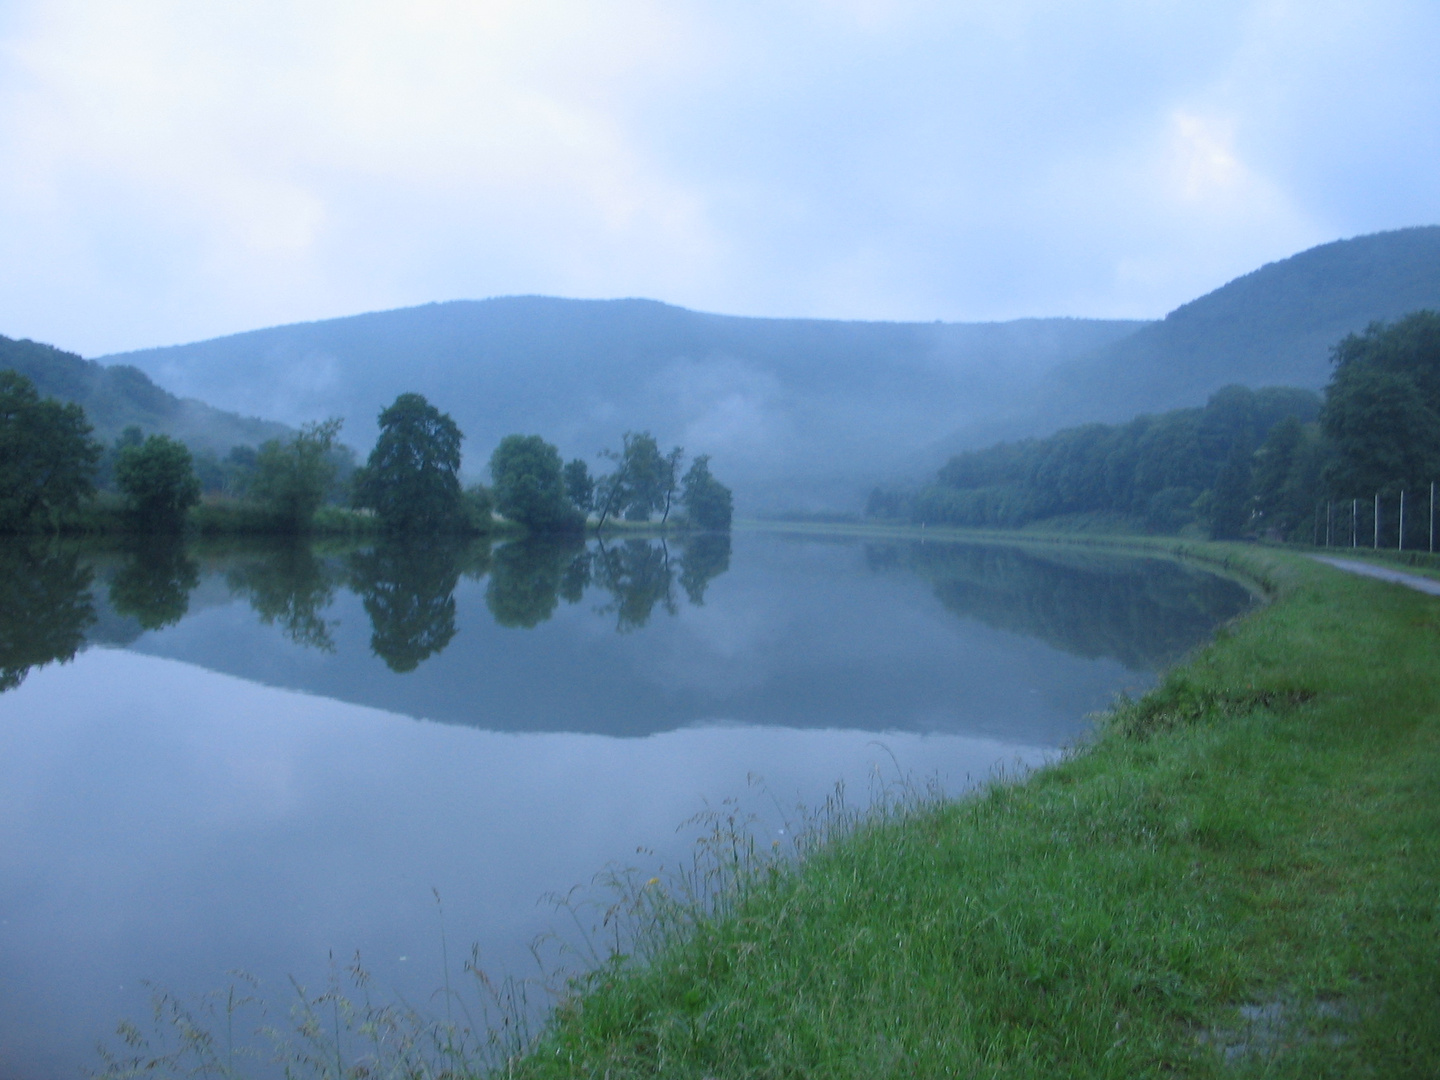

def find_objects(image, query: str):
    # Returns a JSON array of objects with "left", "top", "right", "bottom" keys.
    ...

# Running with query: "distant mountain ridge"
[
  {"left": 100, "top": 301, "right": 1142, "bottom": 511},
  {"left": 0, "top": 334, "right": 289, "bottom": 454},
  {"left": 933, "top": 225, "right": 1440, "bottom": 456}
]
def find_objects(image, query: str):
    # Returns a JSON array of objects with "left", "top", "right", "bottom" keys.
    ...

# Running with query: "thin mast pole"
[
  {"left": 1399, "top": 491, "right": 1405, "bottom": 552},
  {"left": 1352, "top": 498, "right": 1358, "bottom": 548},
  {"left": 1375, "top": 492, "right": 1380, "bottom": 549}
]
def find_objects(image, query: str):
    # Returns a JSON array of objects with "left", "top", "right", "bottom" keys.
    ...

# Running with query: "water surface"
[{"left": 0, "top": 529, "right": 1253, "bottom": 1079}]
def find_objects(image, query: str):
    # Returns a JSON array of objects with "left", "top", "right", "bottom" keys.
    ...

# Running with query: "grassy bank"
[{"left": 514, "top": 542, "right": 1439, "bottom": 1078}]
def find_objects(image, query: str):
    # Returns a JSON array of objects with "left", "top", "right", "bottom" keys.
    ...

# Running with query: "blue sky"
[{"left": 1, "top": 0, "right": 1437, "bottom": 356}]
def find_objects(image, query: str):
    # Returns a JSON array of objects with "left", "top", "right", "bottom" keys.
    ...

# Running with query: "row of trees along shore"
[
  {"left": 872, "top": 310, "right": 1440, "bottom": 546},
  {"left": 0, "top": 381, "right": 733, "bottom": 536}
]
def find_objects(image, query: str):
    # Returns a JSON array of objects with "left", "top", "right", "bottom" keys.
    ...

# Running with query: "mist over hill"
[
  {"left": 931, "top": 226, "right": 1440, "bottom": 458},
  {"left": 92, "top": 226, "right": 1440, "bottom": 514},
  {"left": 0, "top": 334, "right": 289, "bottom": 454},
  {"left": 99, "top": 302, "right": 1141, "bottom": 512}
]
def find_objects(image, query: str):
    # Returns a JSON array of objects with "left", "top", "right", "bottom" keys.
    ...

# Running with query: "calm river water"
[{"left": 0, "top": 529, "right": 1253, "bottom": 1079}]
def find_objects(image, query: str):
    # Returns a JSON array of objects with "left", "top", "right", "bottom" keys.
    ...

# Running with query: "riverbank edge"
[{"left": 510, "top": 534, "right": 1439, "bottom": 1078}]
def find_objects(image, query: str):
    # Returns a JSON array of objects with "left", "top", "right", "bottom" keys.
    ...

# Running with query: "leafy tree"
[
  {"left": 563, "top": 458, "right": 595, "bottom": 514},
  {"left": 248, "top": 419, "right": 345, "bottom": 532},
  {"left": 108, "top": 540, "right": 200, "bottom": 630},
  {"left": 0, "top": 370, "right": 101, "bottom": 533},
  {"left": 490, "top": 434, "right": 582, "bottom": 533},
  {"left": 1200, "top": 442, "right": 1254, "bottom": 540},
  {"left": 680, "top": 454, "right": 734, "bottom": 531},
  {"left": 353, "top": 394, "right": 465, "bottom": 533},
  {"left": 115, "top": 434, "right": 201, "bottom": 532},
  {"left": 595, "top": 432, "right": 684, "bottom": 525},
  {"left": 0, "top": 542, "right": 96, "bottom": 691},
  {"left": 348, "top": 539, "right": 462, "bottom": 671},
  {"left": 463, "top": 483, "right": 495, "bottom": 532},
  {"left": 1322, "top": 311, "right": 1440, "bottom": 497},
  {"left": 96, "top": 425, "right": 145, "bottom": 491}
]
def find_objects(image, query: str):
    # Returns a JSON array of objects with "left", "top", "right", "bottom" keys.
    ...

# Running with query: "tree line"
[
  {"left": 0, "top": 380, "right": 732, "bottom": 536},
  {"left": 875, "top": 311, "right": 1440, "bottom": 543}
]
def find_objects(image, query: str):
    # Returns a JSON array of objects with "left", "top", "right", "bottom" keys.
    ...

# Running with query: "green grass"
[{"left": 514, "top": 544, "right": 1440, "bottom": 1079}]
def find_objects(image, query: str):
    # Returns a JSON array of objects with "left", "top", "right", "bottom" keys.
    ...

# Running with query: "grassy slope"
[{"left": 515, "top": 543, "right": 1439, "bottom": 1078}]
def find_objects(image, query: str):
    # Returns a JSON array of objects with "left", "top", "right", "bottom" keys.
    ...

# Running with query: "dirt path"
[{"left": 1310, "top": 555, "right": 1440, "bottom": 596}]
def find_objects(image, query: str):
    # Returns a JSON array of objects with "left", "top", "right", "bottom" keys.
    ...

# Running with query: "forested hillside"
[
  {"left": 98, "top": 300, "right": 1142, "bottom": 510},
  {"left": 933, "top": 226, "right": 1440, "bottom": 453},
  {"left": 882, "top": 385, "right": 1320, "bottom": 533},
  {"left": 0, "top": 334, "right": 288, "bottom": 455}
]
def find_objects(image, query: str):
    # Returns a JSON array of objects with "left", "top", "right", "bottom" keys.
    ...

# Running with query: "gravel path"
[{"left": 1310, "top": 556, "right": 1440, "bottom": 597}]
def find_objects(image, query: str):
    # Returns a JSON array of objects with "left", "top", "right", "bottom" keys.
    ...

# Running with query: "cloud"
[{"left": 0, "top": 0, "right": 1436, "bottom": 354}]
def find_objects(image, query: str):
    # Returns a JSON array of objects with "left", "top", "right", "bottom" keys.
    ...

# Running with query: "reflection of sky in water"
[{"left": 0, "top": 533, "right": 1253, "bottom": 1079}]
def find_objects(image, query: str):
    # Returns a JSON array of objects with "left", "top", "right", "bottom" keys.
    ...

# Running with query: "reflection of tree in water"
[
  {"left": 485, "top": 534, "right": 732, "bottom": 632},
  {"left": 593, "top": 538, "right": 678, "bottom": 632},
  {"left": 226, "top": 543, "right": 340, "bottom": 652},
  {"left": 0, "top": 541, "right": 96, "bottom": 691},
  {"left": 108, "top": 541, "right": 200, "bottom": 632},
  {"left": 869, "top": 542, "right": 1253, "bottom": 671},
  {"left": 348, "top": 540, "right": 464, "bottom": 672},
  {"left": 486, "top": 538, "right": 585, "bottom": 628},
  {"left": 678, "top": 532, "right": 731, "bottom": 605}
]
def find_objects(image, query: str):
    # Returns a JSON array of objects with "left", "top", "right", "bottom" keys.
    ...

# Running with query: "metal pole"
[
  {"left": 1375, "top": 492, "right": 1380, "bottom": 549},
  {"left": 1326, "top": 501, "right": 1332, "bottom": 547},
  {"left": 1352, "top": 498, "right": 1358, "bottom": 548},
  {"left": 1431, "top": 481, "right": 1435, "bottom": 554},
  {"left": 1399, "top": 491, "right": 1405, "bottom": 551}
]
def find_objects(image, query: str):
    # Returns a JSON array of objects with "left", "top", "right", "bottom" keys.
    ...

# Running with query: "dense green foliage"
[
  {"left": 679, "top": 454, "right": 733, "bottom": 531},
  {"left": 353, "top": 394, "right": 467, "bottom": 533},
  {"left": 899, "top": 385, "right": 1319, "bottom": 533},
  {"left": 595, "top": 432, "right": 684, "bottom": 525},
  {"left": 491, "top": 434, "right": 583, "bottom": 533},
  {"left": 896, "top": 311, "right": 1440, "bottom": 544},
  {"left": 249, "top": 419, "right": 346, "bottom": 532},
  {"left": 0, "top": 370, "right": 101, "bottom": 533},
  {"left": 1321, "top": 310, "right": 1440, "bottom": 496},
  {"left": 114, "top": 434, "right": 202, "bottom": 532},
  {"left": 510, "top": 545, "right": 1440, "bottom": 1078}
]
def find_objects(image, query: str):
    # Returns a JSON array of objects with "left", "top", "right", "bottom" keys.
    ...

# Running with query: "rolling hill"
[
  {"left": 0, "top": 334, "right": 289, "bottom": 455},
  {"left": 932, "top": 225, "right": 1440, "bottom": 456},
  {"left": 99, "top": 303, "right": 1141, "bottom": 511}
]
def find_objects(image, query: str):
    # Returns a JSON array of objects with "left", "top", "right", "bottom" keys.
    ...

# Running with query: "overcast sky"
[{"left": 1, "top": 0, "right": 1437, "bottom": 357}]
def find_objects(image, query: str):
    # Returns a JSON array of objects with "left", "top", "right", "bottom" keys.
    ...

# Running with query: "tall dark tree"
[
  {"left": 595, "top": 432, "right": 683, "bottom": 525},
  {"left": 680, "top": 454, "right": 734, "bottom": 531},
  {"left": 490, "top": 434, "right": 582, "bottom": 533},
  {"left": 115, "top": 434, "right": 201, "bottom": 532},
  {"left": 353, "top": 394, "right": 465, "bottom": 533},
  {"left": 563, "top": 458, "right": 595, "bottom": 514},
  {"left": 1200, "top": 441, "right": 1255, "bottom": 540},
  {"left": 0, "top": 370, "right": 101, "bottom": 533},
  {"left": 1322, "top": 311, "right": 1440, "bottom": 497},
  {"left": 249, "top": 418, "right": 345, "bottom": 532}
]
